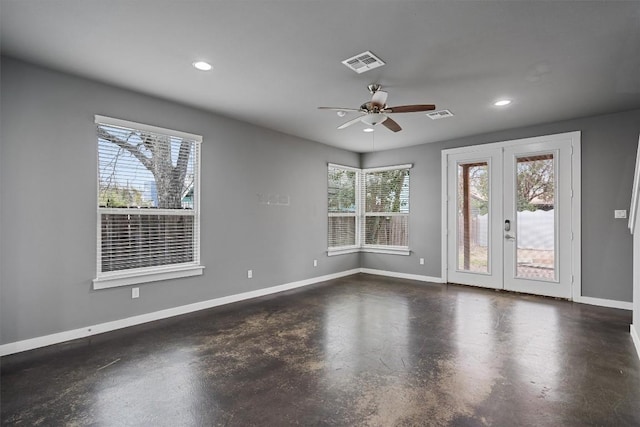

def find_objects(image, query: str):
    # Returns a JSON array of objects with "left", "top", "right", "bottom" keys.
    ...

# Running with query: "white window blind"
[
  {"left": 328, "top": 165, "right": 359, "bottom": 249},
  {"left": 94, "top": 116, "right": 202, "bottom": 288},
  {"left": 362, "top": 167, "right": 410, "bottom": 249},
  {"left": 328, "top": 163, "right": 410, "bottom": 255}
]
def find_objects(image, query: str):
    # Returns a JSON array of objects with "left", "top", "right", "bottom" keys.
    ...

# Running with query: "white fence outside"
[{"left": 476, "top": 209, "right": 554, "bottom": 249}]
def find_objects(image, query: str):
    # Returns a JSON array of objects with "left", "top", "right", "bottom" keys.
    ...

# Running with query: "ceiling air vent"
[
  {"left": 342, "top": 51, "right": 385, "bottom": 74},
  {"left": 426, "top": 109, "right": 454, "bottom": 120}
]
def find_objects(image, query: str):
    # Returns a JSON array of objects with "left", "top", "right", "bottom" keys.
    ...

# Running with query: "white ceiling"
[{"left": 2, "top": 1, "right": 640, "bottom": 153}]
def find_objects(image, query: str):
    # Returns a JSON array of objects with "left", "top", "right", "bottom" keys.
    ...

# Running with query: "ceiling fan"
[{"left": 318, "top": 84, "right": 436, "bottom": 132}]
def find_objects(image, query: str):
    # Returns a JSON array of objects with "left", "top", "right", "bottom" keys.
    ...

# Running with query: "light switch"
[{"left": 614, "top": 210, "right": 627, "bottom": 219}]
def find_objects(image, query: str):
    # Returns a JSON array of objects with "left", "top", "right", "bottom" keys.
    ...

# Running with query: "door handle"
[{"left": 505, "top": 234, "right": 516, "bottom": 241}]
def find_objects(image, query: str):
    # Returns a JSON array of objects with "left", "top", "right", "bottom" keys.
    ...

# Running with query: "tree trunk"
[
  {"left": 98, "top": 128, "right": 193, "bottom": 210},
  {"left": 151, "top": 136, "right": 189, "bottom": 209}
]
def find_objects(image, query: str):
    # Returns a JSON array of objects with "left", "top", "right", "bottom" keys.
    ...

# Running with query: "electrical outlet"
[
  {"left": 614, "top": 210, "right": 627, "bottom": 219},
  {"left": 247, "top": 269, "right": 253, "bottom": 279},
  {"left": 132, "top": 287, "right": 139, "bottom": 299},
  {"left": 313, "top": 259, "right": 318, "bottom": 267},
  {"left": 419, "top": 258, "right": 425, "bottom": 265}
]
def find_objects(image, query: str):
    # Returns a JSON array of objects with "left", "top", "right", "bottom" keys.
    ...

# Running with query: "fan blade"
[
  {"left": 337, "top": 115, "right": 365, "bottom": 130},
  {"left": 370, "top": 90, "right": 388, "bottom": 108},
  {"left": 318, "top": 107, "right": 364, "bottom": 112},
  {"left": 382, "top": 117, "right": 402, "bottom": 132},
  {"left": 385, "top": 104, "right": 436, "bottom": 113}
]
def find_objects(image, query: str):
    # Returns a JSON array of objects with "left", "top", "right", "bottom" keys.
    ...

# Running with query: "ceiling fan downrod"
[{"left": 367, "top": 83, "right": 382, "bottom": 94}]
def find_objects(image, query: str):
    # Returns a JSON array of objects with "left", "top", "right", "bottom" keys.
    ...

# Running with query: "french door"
[{"left": 444, "top": 132, "right": 580, "bottom": 299}]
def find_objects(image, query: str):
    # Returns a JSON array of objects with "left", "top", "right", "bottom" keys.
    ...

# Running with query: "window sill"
[
  {"left": 327, "top": 247, "right": 360, "bottom": 256},
  {"left": 361, "top": 247, "right": 411, "bottom": 256},
  {"left": 327, "top": 247, "right": 411, "bottom": 256},
  {"left": 93, "top": 265, "right": 204, "bottom": 290}
]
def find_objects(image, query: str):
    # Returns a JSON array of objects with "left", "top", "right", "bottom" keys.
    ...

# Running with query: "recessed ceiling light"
[
  {"left": 192, "top": 61, "right": 212, "bottom": 71},
  {"left": 363, "top": 128, "right": 375, "bottom": 133},
  {"left": 494, "top": 99, "right": 512, "bottom": 106},
  {"left": 337, "top": 111, "right": 346, "bottom": 117}
]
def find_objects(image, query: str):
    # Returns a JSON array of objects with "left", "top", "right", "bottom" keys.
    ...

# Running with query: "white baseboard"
[
  {"left": 358, "top": 271, "right": 632, "bottom": 310},
  {"left": 631, "top": 324, "right": 640, "bottom": 361},
  {"left": 0, "top": 269, "right": 360, "bottom": 357},
  {"left": 1, "top": 268, "right": 631, "bottom": 357},
  {"left": 573, "top": 296, "right": 633, "bottom": 310},
  {"left": 360, "top": 268, "right": 445, "bottom": 284}
]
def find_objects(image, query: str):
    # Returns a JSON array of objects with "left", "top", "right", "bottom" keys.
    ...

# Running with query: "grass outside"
[{"left": 458, "top": 245, "right": 555, "bottom": 280}]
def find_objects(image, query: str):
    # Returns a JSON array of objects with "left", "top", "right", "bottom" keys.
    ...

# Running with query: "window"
[
  {"left": 363, "top": 167, "right": 410, "bottom": 249},
  {"left": 328, "top": 163, "right": 411, "bottom": 255},
  {"left": 328, "top": 165, "right": 359, "bottom": 251},
  {"left": 93, "top": 116, "right": 203, "bottom": 289}
]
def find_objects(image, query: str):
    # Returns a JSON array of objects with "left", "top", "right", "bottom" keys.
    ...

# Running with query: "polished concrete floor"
[{"left": 2, "top": 274, "right": 640, "bottom": 426}]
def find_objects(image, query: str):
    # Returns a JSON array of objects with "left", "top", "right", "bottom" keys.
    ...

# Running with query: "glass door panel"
[
  {"left": 515, "top": 154, "right": 556, "bottom": 281},
  {"left": 457, "top": 162, "right": 490, "bottom": 273}
]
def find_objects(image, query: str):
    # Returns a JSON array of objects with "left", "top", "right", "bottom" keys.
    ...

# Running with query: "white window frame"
[
  {"left": 328, "top": 163, "right": 412, "bottom": 256},
  {"left": 92, "top": 115, "right": 204, "bottom": 289},
  {"left": 361, "top": 164, "right": 411, "bottom": 255},
  {"left": 328, "top": 164, "right": 361, "bottom": 255}
]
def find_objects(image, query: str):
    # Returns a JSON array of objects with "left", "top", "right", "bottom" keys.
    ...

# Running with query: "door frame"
[{"left": 441, "top": 131, "right": 581, "bottom": 301}]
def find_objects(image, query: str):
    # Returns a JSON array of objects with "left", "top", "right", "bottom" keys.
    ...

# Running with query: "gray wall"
[
  {"left": 0, "top": 57, "right": 359, "bottom": 345},
  {"left": 2, "top": 56, "right": 639, "bottom": 347},
  {"left": 362, "top": 109, "right": 640, "bottom": 302}
]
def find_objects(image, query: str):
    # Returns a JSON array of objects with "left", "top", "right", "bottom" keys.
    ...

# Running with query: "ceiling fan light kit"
[
  {"left": 361, "top": 113, "right": 388, "bottom": 126},
  {"left": 318, "top": 84, "right": 436, "bottom": 133}
]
